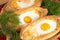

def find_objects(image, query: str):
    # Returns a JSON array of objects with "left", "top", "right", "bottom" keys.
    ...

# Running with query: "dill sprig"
[
  {"left": 0, "top": 11, "right": 20, "bottom": 27},
  {"left": 42, "top": 0, "right": 60, "bottom": 16},
  {"left": 0, "top": 11, "right": 20, "bottom": 40},
  {"left": 0, "top": 26, "right": 19, "bottom": 40}
]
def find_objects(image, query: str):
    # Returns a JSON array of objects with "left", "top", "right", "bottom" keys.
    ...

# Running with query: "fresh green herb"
[
  {"left": 0, "top": 11, "right": 20, "bottom": 27},
  {"left": 0, "top": 11, "right": 19, "bottom": 25},
  {"left": 0, "top": 11, "right": 20, "bottom": 40},
  {"left": 41, "top": 0, "right": 60, "bottom": 16},
  {"left": 0, "top": 26, "right": 19, "bottom": 40}
]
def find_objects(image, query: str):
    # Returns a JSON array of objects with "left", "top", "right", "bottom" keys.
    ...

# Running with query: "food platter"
[{"left": 0, "top": 0, "right": 60, "bottom": 40}]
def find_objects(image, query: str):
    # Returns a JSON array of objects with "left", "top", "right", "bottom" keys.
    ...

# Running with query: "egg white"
[
  {"left": 33, "top": 20, "right": 57, "bottom": 35},
  {"left": 19, "top": 10, "right": 40, "bottom": 26},
  {"left": 16, "top": 0, "right": 35, "bottom": 8}
]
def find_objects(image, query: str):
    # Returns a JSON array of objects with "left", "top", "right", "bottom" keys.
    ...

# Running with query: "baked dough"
[
  {"left": 15, "top": 7, "right": 48, "bottom": 29},
  {"left": 0, "top": 0, "right": 8, "bottom": 5},
  {"left": 20, "top": 16, "right": 60, "bottom": 40},
  {"left": 4, "top": 0, "right": 42, "bottom": 11},
  {"left": 47, "top": 32, "right": 60, "bottom": 40}
]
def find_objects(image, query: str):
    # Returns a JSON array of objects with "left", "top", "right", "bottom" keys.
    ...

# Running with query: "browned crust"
[
  {"left": 47, "top": 32, "right": 60, "bottom": 40},
  {"left": 15, "top": 6, "right": 48, "bottom": 16},
  {"left": 33, "top": 28, "right": 60, "bottom": 40},
  {"left": 14, "top": 7, "right": 48, "bottom": 29},
  {"left": 20, "top": 16, "right": 60, "bottom": 40},
  {"left": 4, "top": 0, "right": 42, "bottom": 11},
  {"left": 0, "top": 0, "right": 8, "bottom": 5}
]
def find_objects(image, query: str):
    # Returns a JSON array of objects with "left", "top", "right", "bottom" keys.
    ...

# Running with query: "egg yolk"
[
  {"left": 21, "top": 0, "right": 30, "bottom": 4},
  {"left": 41, "top": 23, "right": 50, "bottom": 31},
  {"left": 24, "top": 16, "right": 32, "bottom": 23}
]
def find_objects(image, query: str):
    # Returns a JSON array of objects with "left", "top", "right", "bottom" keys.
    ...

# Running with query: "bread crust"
[
  {"left": 14, "top": 7, "right": 48, "bottom": 29},
  {"left": 15, "top": 6, "right": 48, "bottom": 16},
  {"left": 20, "top": 16, "right": 60, "bottom": 40},
  {"left": 47, "top": 32, "right": 60, "bottom": 40},
  {"left": 0, "top": 0, "right": 8, "bottom": 5},
  {"left": 4, "top": 0, "right": 42, "bottom": 11}
]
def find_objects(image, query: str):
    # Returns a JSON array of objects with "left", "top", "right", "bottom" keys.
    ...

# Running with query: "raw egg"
[
  {"left": 20, "top": 16, "right": 60, "bottom": 40},
  {"left": 15, "top": 7, "right": 48, "bottom": 27},
  {"left": 7, "top": 0, "right": 42, "bottom": 9},
  {"left": 19, "top": 10, "right": 40, "bottom": 26},
  {"left": 24, "top": 16, "right": 32, "bottom": 23},
  {"left": 35, "top": 20, "right": 57, "bottom": 35},
  {"left": 17, "top": 0, "right": 35, "bottom": 8}
]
